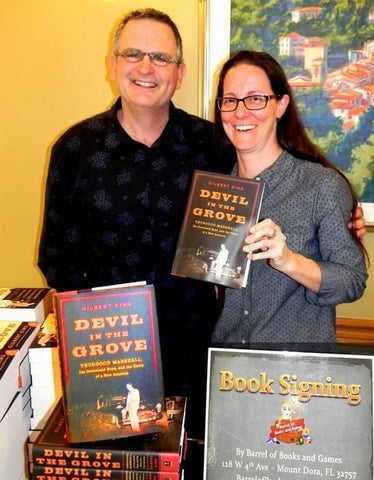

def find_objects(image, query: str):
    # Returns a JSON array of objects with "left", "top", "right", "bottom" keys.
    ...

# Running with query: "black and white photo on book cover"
[
  {"left": 204, "top": 348, "right": 373, "bottom": 480},
  {"left": 172, "top": 170, "right": 264, "bottom": 288}
]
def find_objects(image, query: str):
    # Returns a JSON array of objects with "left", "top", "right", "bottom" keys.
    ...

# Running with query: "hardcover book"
[
  {"left": 29, "top": 313, "right": 62, "bottom": 430},
  {"left": 54, "top": 284, "right": 165, "bottom": 443},
  {"left": 171, "top": 170, "right": 264, "bottom": 288},
  {"left": 32, "top": 397, "right": 187, "bottom": 473},
  {"left": 0, "top": 287, "right": 51, "bottom": 323},
  {"left": 29, "top": 312, "right": 59, "bottom": 364},
  {"left": 32, "top": 465, "right": 181, "bottom": 479},
  {"left": 1, "top": 391, "right": 30, "bottom": 480},
  {"left": 0, "top": 349, "right": 18, "bottom": 421},
  {"left": 0, "top": 320, "right": 40, "bottom": 420}
]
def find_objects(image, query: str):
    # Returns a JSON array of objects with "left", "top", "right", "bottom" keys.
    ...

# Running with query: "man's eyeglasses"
[
  {"left": 217, "top": 94, "right": 281, "bottom": 112},
  {"left": 114, "top": 48, "right": 181, "bottom": 67}
]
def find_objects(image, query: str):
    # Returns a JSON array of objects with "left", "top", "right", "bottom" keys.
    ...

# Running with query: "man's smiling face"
[{"left": 110, "top": 18, "right": 186, "bottom": 113}]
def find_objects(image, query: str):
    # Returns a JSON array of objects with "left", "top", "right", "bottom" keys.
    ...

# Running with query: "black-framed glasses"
[
  {"left": 217, "top": 94, "right": 281, "bottom": 112},
  {"left": 114, "top": 48, "right": 181, "bottom": 67}
]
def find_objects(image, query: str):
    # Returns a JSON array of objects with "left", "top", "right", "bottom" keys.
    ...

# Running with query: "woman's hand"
[
  {"left": 243, "top": 218, "right": 321, "bottom": 293},
  {"left": 348, "top": 205, "right": 366, "bottom": 244},
  {"left": 243, "top": 218, "right": 289, "bottom": 269}
]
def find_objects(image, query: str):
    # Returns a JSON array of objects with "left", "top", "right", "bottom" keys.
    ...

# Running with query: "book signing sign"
[{"left": 204, "top": 348, "right": 373, "bottom": 479}]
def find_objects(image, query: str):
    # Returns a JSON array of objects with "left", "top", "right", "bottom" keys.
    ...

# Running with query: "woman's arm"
[{"left": 243, "top": 170, "right": 367, "bottom": 303}]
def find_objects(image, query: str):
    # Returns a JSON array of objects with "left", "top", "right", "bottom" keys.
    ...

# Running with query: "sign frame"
[{"left": 204, "top": 347, "right": 374, "bottom": 479}]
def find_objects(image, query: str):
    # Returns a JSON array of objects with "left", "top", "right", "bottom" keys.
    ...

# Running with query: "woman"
[{"left": 211, "top": 50, "right": 368, "bottom": 352}]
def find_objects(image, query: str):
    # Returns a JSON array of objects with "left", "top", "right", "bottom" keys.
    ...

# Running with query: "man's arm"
[{"left": 38, "top": 137, "right": 87, "bottom": 291}]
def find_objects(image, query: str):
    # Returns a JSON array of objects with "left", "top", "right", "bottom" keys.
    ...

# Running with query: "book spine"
[
  {"left": 5, "top": 322, "right": 38, "bottom": 351},
  {"left": 32, "top": 465, "right": 180, "bottom": 479},
  {"left": 32, "top": 448, "right": 180, "bottom": 472},
  {"left": 0, "top": 351, "right": 13, "bottom": 380}
]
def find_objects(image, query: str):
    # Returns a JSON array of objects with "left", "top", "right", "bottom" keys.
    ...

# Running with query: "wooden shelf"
[{"left": 336, "top": 317, "right": 374, "bottom": 346}]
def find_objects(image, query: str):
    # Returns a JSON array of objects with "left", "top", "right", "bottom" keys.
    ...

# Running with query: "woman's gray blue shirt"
[{"left": 211, "top": 150, "right": 367, "bottom": 352}]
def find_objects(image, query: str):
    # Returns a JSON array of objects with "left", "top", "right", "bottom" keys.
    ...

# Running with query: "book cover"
[
  {"left": 171, "top": 170, "right": 264, "bottom": 288},
  {"left": 32, "top": 465, "right": 181, "bottom": 479},
  {"left": 0, "top": 349, "right": 18, "bottom": 421},
  {"left": 0, "top": 287, "right": 51, "bottom": 323},
  {"left": 32, "top": 397, "right": 186, "bottom": 473},
  {"left": 54, "top": 284, "right": 165, "bottom": 443}
]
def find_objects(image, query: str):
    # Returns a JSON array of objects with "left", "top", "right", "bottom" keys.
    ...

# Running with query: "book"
[
  {"left": 0, "top": 287, "right": 51, "bottom": 323},
  {"left": 32, "top": 397, "right": 187, "bottom": 473},
  {"left": 1, "top": 368, "right": 34, "bottom": 480},
  {"left": 54, "top": 283, "right": 165, "bottom": 443},
  {"left": 30, "top": 384, "right": 62, "bottom": 431},
  {"left": 0, "top": 321, "right": 22, "bottom": 416},
  {"left": 32, "top": 465, "right": 181, "bottom": 479},
  {"left": 171, "top": 170, "right": 264, "bottom": 288},
  {"left": 29, "top": 312, "right": 62, "bottom": 429},
  {"left": 1, "top": 392, "right": 31, "bottom": 480},
  {"left": 29, "top": 312, "right": 58, "bottom": 363},
  {"left": 0, "top": 320, "right": 40, "bottom": 420},
  {"left": 29, "top": 330, "right": 63, "bottom": 429}
]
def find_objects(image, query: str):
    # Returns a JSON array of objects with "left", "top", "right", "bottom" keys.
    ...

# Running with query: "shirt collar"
[
  {"left": 232, "top": 150, "right": 296, "bottom": 191},
  {"left": 110, "top": 98, "right": 179, "bottom": 148}
]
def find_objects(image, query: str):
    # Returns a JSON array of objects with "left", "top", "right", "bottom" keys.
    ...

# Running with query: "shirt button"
[{"left": 244, "top": 310, "right": 249, "bottom": 315}]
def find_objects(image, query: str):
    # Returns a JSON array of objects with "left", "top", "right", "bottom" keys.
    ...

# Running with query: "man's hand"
[{"left": 349, "top": 206, "right": 366, "bottom": 244}]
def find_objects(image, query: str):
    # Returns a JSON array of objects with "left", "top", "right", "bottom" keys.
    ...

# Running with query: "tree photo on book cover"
[{"left": 55, "top": 284, "right": 165, "bottom": 443}]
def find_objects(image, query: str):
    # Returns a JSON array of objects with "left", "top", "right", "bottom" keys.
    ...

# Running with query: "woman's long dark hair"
[{"left": 214, "top": 50, "right": 367, "bottom": 256}]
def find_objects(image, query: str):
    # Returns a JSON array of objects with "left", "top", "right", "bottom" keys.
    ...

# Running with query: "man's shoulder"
[
  {"left": 54, "top": 102, "right": 117, "bottom": 145},
  {"left": 171, "top": 105, "right": 213, "bottom": 133}
]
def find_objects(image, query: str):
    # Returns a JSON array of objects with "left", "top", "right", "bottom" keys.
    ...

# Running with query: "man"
[
  {"left": 122, "top": 383, "right": 141, "bottom": 432},
  {"left": 38, "top": 8, "right": 225, "bottom": 439},
  {"left": 38, "top": 8, "right": 366, "bottom": 439},
  {"left": 213, "top": 244, "right": 229, "bottom": 281}
]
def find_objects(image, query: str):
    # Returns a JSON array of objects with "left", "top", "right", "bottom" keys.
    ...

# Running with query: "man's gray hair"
[{"left": 114, "top": 8, "right": 184, "bottom": 64}]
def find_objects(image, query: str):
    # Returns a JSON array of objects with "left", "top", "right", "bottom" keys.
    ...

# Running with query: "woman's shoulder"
[{"left": 291, "top": 154, "right": 348, "bottom": 187}]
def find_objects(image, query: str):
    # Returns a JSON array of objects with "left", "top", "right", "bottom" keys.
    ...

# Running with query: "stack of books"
[
  {"left": 0, "top": 287, "right": 51, "bottom": 324},
  {"left": 0, "top": 320, "right": 42, "bottom": 480},
  {"left": 29, "top": 312, "right": 62, "bottom": 431},
  {"left": 31, "top": 396, "right": 187, "bottom": 480},
  {"left": 28, "top": 282, "right": 187, "bottom": 479},
  {"left": 0, "top": 287, "right": 51, "bottom": 480}
]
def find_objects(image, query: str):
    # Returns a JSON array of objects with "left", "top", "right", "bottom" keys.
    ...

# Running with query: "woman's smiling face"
[{"left": 221, "top": 63, "right": 288, "bottom": 158}]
